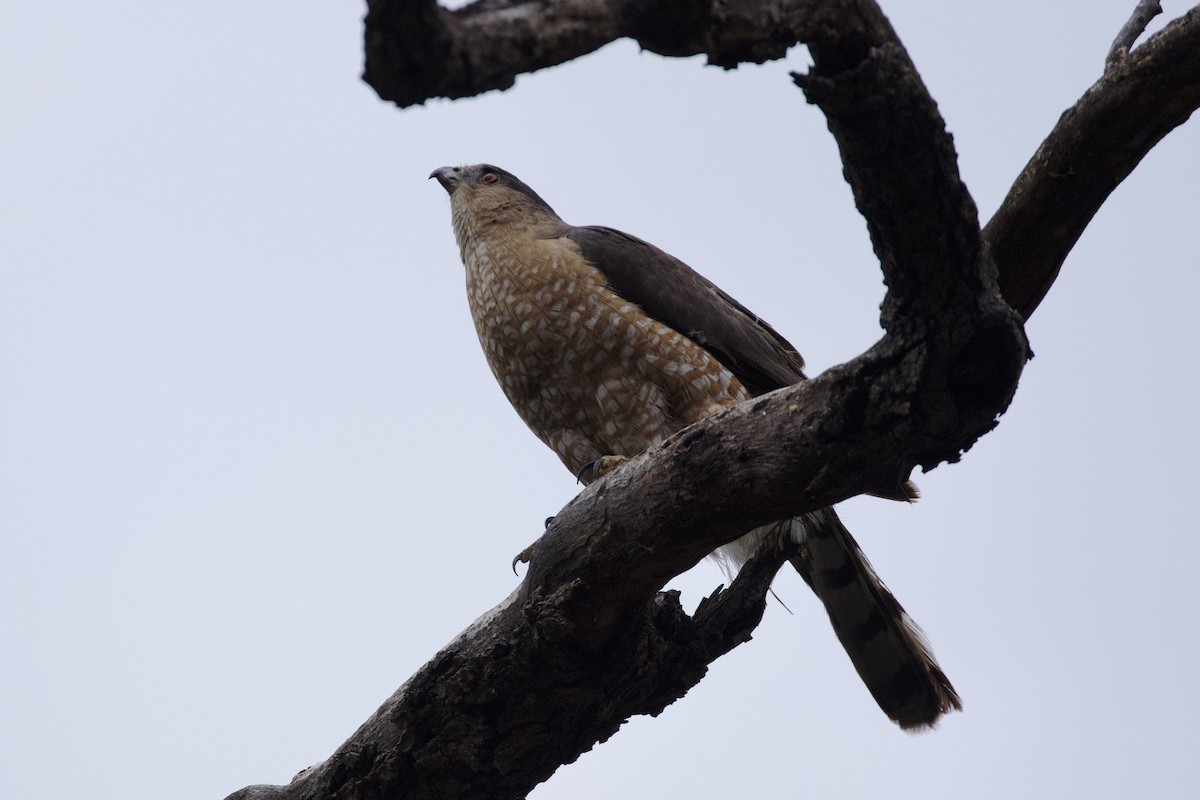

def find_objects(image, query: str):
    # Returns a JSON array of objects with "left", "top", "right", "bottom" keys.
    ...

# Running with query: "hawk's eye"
[{"left": 480, "top": 172, "right": 499, "bottom": 185}]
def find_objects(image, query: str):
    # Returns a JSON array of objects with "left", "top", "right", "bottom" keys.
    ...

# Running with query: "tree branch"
[
  {"left": 228, "top": 529, "right": 797, "bottom": 800},
  {"left": 363, "top": 0, "right": 886, "bottom": 107},
  {"left": 986, "top": 6, "right": 1200, "bottom": 319},
  {"left": 1106, "top": 0, "right": 1163, "bottom": 71}
]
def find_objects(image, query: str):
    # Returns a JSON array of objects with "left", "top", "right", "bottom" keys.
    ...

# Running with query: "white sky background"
[{"left": 2, "top": 2, "right": 1197, "bottom": 798}]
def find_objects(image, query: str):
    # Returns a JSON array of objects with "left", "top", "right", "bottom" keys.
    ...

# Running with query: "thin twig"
[{"left": 1106, "top": 0, "right": 1163, "bottom": 71}]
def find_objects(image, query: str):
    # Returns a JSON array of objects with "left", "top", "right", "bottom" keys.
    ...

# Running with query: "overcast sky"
[{"left": 2, "top": 2, "right": 1198, "bottom": 799}]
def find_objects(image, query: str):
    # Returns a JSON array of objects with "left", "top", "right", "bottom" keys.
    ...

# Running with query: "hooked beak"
[{"left": 429, "top": 166, "right": 462, "bottom": 194}]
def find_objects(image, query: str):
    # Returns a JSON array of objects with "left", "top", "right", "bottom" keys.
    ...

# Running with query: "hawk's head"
[{"left": 430, "top": 164, "right": 560, "bottom": 231}]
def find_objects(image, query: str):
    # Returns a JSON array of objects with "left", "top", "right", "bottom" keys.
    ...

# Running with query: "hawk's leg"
[{"left": 575, "top": 455, "right": 630, "bottom": 484}]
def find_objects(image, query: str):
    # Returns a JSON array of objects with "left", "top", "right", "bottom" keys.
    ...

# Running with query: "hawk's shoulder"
[{"left": 561, "top": 225, "right": 806, "bottom": 395}]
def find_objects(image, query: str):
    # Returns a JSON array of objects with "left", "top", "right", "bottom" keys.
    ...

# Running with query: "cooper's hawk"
[{"left": 431, "top": 163, "right": 961, "bottom": 730}]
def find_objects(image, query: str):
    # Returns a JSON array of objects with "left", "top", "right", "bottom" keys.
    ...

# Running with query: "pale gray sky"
[{"left": 2, "top": 2, "right": 1197, "bottom": 798}]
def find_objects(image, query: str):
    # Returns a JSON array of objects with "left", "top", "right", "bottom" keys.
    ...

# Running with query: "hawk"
[{"left": 430, "top": 163, "right": 961, "bottom": 730}]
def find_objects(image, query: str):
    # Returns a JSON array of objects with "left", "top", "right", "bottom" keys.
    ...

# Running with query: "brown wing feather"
[{"left": 562, "top": 226, "right": 806, "bottom": 395}]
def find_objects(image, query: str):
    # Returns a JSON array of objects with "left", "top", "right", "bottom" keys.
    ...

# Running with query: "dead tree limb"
[
  {"left": 988, "top": 5, "right": 1200, "bottom": 318},
  {"left": 1106, "top": 0, "right": 1163, "bottom": 71},
  {"left": 364, "top": 0, "right": 892, "bottom": 107}
]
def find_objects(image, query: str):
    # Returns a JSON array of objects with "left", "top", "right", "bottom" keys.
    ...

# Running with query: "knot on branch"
[
  {"left": 872, "top": 294, "right": 1027, "bottom": 472},
  {"left": 944, "top": 305, "right": 1027, "bottom": 426}
]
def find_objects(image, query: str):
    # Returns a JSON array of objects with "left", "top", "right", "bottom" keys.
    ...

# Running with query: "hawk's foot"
[
  {"left": 575, "top": 455, "right": 629, "bottom": 484},
  {"left": 512, "top": 517, "right": 555, "bottom": 574},
  {"left": 511, "top": 545, "right": 535, "bottom": 575}
]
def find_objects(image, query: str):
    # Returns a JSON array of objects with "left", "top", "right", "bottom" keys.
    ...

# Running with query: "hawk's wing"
[{"left": 562, "top": 225, "right": 807, "bottom": 396}]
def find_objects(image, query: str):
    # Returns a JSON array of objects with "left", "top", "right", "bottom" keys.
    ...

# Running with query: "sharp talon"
[
  {"left": 544, "top": 516, "right": 554, "bottom": 529},
  {"left": 575, "top": 455, "right": 630, "bottom": 484},
  {"left": 512, "top": 543, "right": 536, "bottom": 575}
]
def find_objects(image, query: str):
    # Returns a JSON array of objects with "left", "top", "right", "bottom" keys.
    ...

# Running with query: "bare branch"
[
  {"left": 363, "top": 0, "right": 889, "bottom": 107},
  {"left": 226, "top": 528, "right": 796, "bottom": 800},
  {"left": 793, "top": 44, "right": 985, "bottom": 332},
  {"left": 363, "top": 0, "right": 624, "bottom": 108},
  {"left": 1106, "top": 0, "right": 1163, "bottom": 71},
  {"left": 986, "top": 6, "right": 1200, "bottom": 319}
]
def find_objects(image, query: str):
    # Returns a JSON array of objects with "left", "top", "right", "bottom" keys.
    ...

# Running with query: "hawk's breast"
[{"left": 462, "top": 235, "right": 748, "bottom": 471}]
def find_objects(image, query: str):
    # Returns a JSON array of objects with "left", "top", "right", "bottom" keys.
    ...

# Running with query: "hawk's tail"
[{"left": 786, "top": 508, "right": 961, "bottom": 730}]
